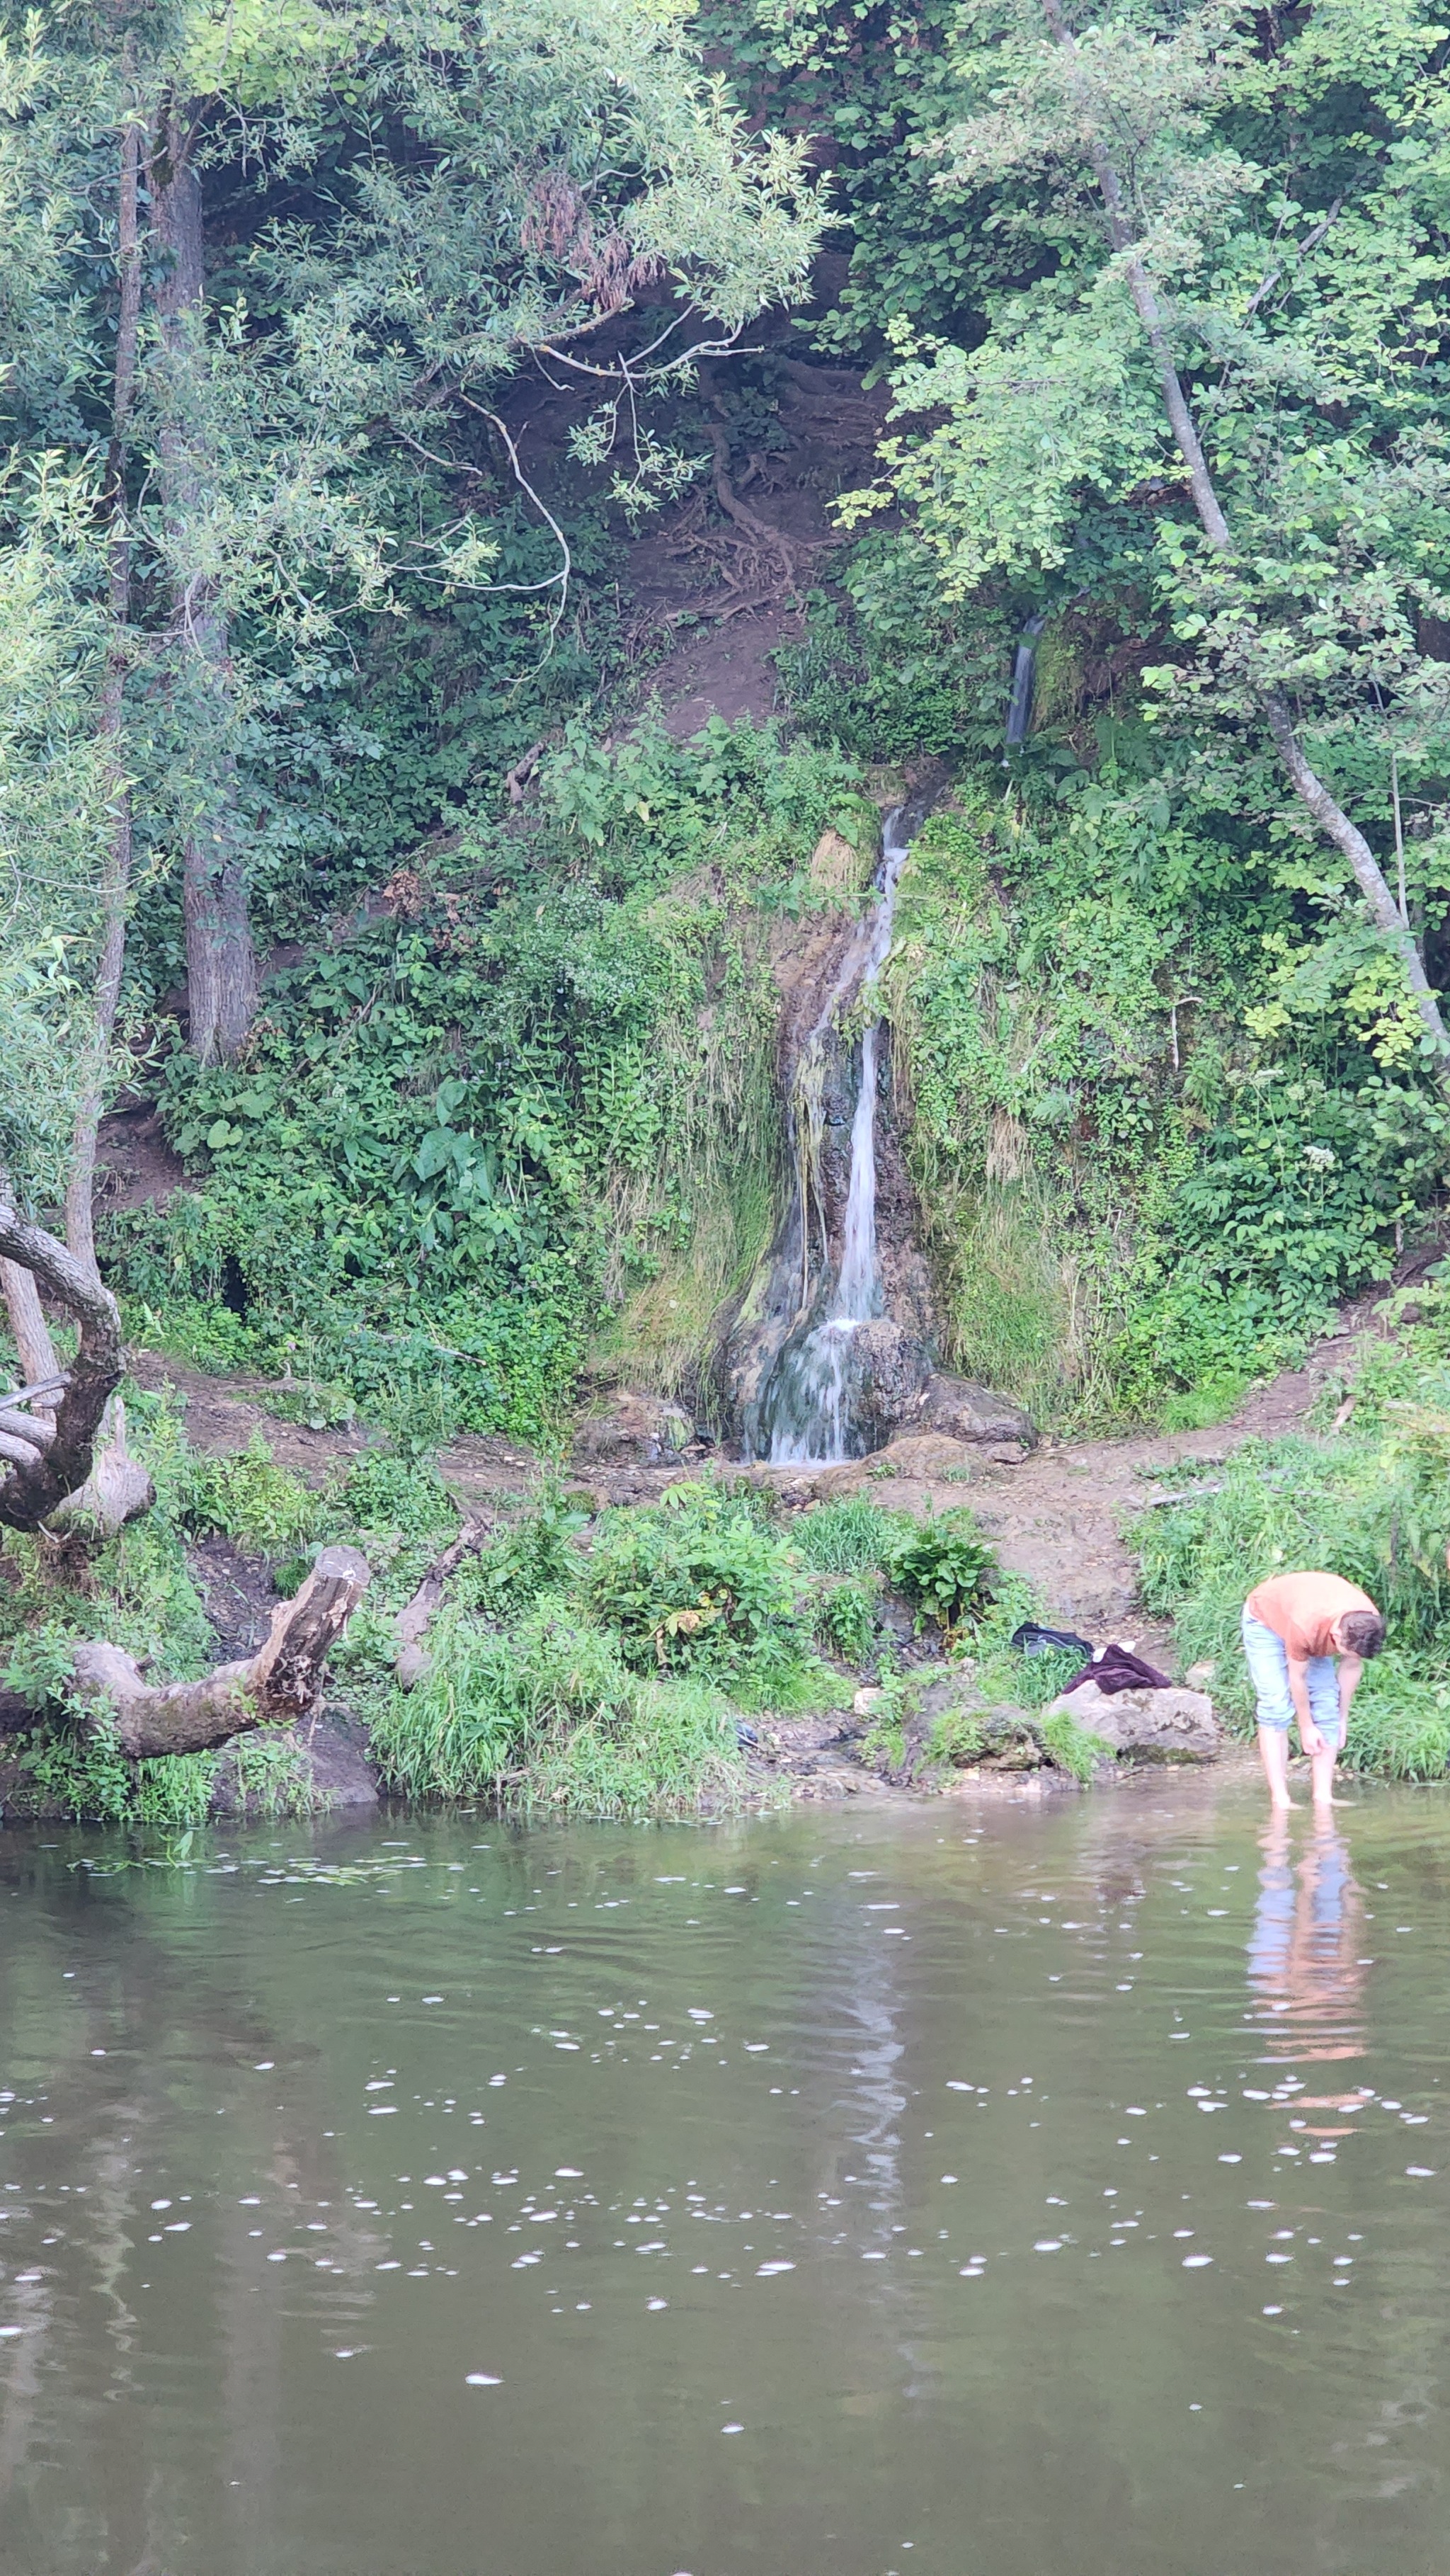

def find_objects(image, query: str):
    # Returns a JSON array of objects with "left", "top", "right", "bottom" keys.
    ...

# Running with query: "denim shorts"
[{"left": 1241, "top": 1608, "right": 1343, "bottom": 1745}]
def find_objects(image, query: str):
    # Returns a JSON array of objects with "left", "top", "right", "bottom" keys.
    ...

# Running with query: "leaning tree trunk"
[
  {"left": 69, "top": 1546, "right": 370, "bottom": 1756},
  {"left": 1039, "top": 0, "right": 1450, "bottom": 1087},
  {"left": 149, "top": 103, "right": 257, "bottom": 1065},
  {"left": 0, "top": 1205, "right": 123, "bottom": 1531}
]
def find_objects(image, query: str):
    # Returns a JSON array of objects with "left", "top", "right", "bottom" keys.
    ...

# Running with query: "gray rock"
[
  {"left": 210, "top": 1713, "right": 381, "bottom": 1814},
  {"left": 850, "top": 1319, "right": 934, "bottom": 1435},
  {"left": 1048, "top": 1679, "right": 1220, "bottom": 1762},
  {"left": 915, "top": 1373, "right": 1037, "bottom": 1451},
  {"left": 571, "top": 1391, "right": 696, "bottom": 1469}
]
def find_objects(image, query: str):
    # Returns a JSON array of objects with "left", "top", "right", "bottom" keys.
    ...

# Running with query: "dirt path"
[
  {"left": 125, "top": 1350, "right": 548, "bottom": 1507},
  {"left": 801, "top": 1311, "right": 1376, "bottom": 1660},
  {"left": 128, "top": 1296, "right": 1377, "bottom": 1668}
]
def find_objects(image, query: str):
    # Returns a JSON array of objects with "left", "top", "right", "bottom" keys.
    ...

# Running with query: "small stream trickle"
[
  {"left": 763, "top": 805, "right": 915, "bottom": 1466},
  {"left": 1005, "top": 610, "right": 1046, "bottom": 750}
]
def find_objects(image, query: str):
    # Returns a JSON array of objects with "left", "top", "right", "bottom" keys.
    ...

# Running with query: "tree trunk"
[
  {"left": 149, "top": 104, "right": 258, "bottom": 1065},
  {"left": 0, "top": 1262, "right": 59, "bottom": 1398},
  {"left": 66, "top": 95, "right": 144, "bottom": 1277},
  {"left": 1040, "top": 0, "right": 1450, "bottom": 1081},
  {"left": 0, "top": 1205, "right": 124, "bottom": 1532},
  {"left": 70, "top": 1546, "right": 370, "bottom": 1756}
]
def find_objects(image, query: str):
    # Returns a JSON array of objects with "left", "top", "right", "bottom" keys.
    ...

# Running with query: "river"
[{"left": 2, "top": 1777, "right": 1449, "bottom": 2575}]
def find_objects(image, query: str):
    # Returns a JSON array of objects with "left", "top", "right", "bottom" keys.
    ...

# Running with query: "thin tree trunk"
[
  {"left": 0, "top": 1160, "right": 60, "bottom": 1402},
  {"left": 1040, "top": 0, "right": 1450, "bottom": 1077},
  {"left": 149, "top": 104, "right": 257, "bottom": 1066},
  {"left": 66, "top": 94, "right": 144, "bottom": 1276},
  {"left": 0, "top": 1258, "right": 60, "bottom": 1396}
]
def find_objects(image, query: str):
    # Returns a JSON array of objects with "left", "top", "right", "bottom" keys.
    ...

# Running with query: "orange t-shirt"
[{"left": 1245, "top": 1571, "right": 1378, "bottom": 1660}]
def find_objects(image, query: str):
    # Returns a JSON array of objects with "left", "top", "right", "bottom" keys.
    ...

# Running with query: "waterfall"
[
  {"left": 762, "top": 806, "right": 913, "bottom": 1465},
  {"left": 1005, "top": 611, "right": 1046, "bottom": 749}
]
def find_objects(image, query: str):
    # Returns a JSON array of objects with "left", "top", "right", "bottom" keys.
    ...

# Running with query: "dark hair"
[{"left": 1338, "top": 1609, "right": 1386, "bottom": 1659}]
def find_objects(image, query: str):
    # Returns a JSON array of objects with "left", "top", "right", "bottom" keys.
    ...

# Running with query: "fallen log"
[
  {"left": 69, "top": 1546, "right": 370, "bottom": 1757},
  {"left": 394, "top": 1518, "right": 490, "bottom": 1686}
]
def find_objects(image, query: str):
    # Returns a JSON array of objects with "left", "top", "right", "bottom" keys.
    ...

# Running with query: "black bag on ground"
[{"left": 1011, "top": 1621, "right": 1094, "bottom": 1662}]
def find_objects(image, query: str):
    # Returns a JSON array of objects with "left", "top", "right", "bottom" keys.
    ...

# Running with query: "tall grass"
[
  {"left": 792, "top": 1497, "right": 904, "bottom": 1574},
  {"left": 368, "top": 1597, "right": 748, "bottom": 1818}
]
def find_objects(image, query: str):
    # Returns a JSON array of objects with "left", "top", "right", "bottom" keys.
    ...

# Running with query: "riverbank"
[{"left": 7, "top": 1274, "right": 1444, "bottom": 1827}]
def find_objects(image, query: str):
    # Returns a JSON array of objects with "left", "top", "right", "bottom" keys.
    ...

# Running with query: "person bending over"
[{"left": 1241, "top": 1571, "right": 1385, "bottom": 1810}]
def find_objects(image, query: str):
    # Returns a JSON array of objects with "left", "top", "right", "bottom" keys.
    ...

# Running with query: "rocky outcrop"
[
  {"left": 913, "top": 1373, "right": 1037, "bottom": 1452},
  {"left": 1046, "top": 1680, "right": 1220, "bottom": 1762},
  {"left": 571, "top": 1391, "right": 697, "bottom": 1469}
]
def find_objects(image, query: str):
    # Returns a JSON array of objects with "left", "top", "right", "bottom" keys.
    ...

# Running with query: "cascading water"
[
  {"left": 1005, "top": 610, "right": 1046, "bottom": 750},
  {"left": 760, "top": 806, "right": 915, "bottom": 1464}
]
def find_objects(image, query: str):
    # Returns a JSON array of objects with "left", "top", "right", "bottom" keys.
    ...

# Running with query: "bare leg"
[
  {"left": 1257, "top": 1724, "right": 1294, "bottom": 1809},
  {"left": 1310, "top": 1734, "right": 1340, "bottom": 1808}
]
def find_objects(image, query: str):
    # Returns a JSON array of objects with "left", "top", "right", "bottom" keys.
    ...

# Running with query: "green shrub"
[
  {"left": 793, "top": 1497, "right": 902, "bottom": 1574},
  {"left": 887, "top": 1512, "right": 996, "bottom": 1634},
  {"left": 586, "top": 1483, "right": 808, "bottom": 1678},
  {"left": 1039, "top": 1709, "right": 1108, "bottom": 1782},
  {"left": 816, "top": 1575, "right": 879, "bottom": 1665},
  {"left": 337, "top": 1449, "right": 458, "bottom": 1541},
  {"left": 178, "top": 1433, "right": 324, "bottom": 1557},
  {"left": 459, "top": 1489, "right": 589, "bottom": 1618}
]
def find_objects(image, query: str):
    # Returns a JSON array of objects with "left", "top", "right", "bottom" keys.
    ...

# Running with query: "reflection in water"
[
  {"left": 8, "top": 1796, "right": 1450, "bottom": 2576},
  {"left": 1247, "top": 1819, "right": 1367, "bottom": 2069}
]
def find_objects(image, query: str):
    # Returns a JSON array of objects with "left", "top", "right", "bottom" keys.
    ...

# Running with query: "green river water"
[{"left": 3, "top": 1774, "right": 1449, "bottom": 2576}]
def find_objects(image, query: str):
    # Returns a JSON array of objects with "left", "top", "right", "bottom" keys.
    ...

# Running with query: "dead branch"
[
  {"left": 0, "top": 1206, "right": 124, "bottom": 1532},
  {"left": 70, "top": 1545, "right": 370, "bottom": 1757},
  {"left": 506, "top": 739, "right": 547, "bottom": 804},
  {"left": 394, "top": 1518, "right": 491, "bottom": 1687}
]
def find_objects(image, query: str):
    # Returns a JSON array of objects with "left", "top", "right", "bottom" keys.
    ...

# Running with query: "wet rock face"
[
  {"left": 717, "top": 1017, "right": 937, "bottom": 1459},
  {"left": 850, "top": 1319, "right": 933, "bottom": 1441},
  {"left": 571, "top": 1391, "right": 697, "bottom": 1470},
  {"left": 1049, "top": 1680, "right": 1220, "bottom": 1762}
]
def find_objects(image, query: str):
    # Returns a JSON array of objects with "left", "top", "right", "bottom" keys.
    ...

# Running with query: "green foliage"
[
  {"left": 1038, "top": 1709, "right": 1109, "bottom": 1784},
  {"left": 336, "top": 1452, "right": 457, "bottom": 1541},
  {"left": 106, "top": 721, "right": 860, "bottom": 1438},
  {"left": 459, "top": 1490, "right": 590, "bottom": 1619},
  {"left": 11, "top": 1716, "right": 137, "bottom": 1825},
  {"left": 886, "top": 1510, "right": 995, "bottom": 1633},
  {"left": 920, "top": 1697, "right": 985, "bottom": 1769},
  {"left": 815, "top": 1575, "right": 879, "bottom": 1665},
  {"left": 586, "top": 1481, "right": 809, "bottom": 1679},
  {"left": 877, "top": 778, "right": 1450, "bottom": 1425},
  {"left": 227, "top": 1733, "right": 329, "bottom": 1820},
  {"left": 177, "top": 1433, "right": 326, "bottom": 1558},
  {"left": 792, "top": 1495, "right": 902, "bottom": 1574}
]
